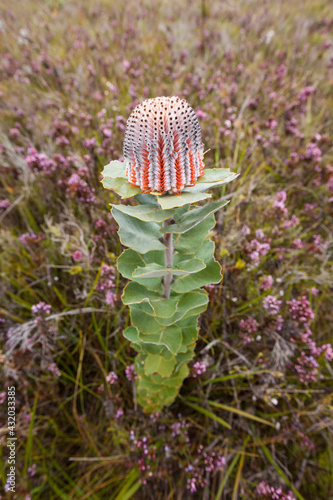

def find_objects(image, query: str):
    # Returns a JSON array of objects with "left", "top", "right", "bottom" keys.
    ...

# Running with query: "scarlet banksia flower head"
[{"left": 123, "top": 96, "right": 205, "bottom": 194}]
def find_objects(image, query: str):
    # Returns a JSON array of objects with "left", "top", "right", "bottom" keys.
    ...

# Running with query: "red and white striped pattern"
[{"left": 123, "top": 96, "right": 205, "bottom": 194}]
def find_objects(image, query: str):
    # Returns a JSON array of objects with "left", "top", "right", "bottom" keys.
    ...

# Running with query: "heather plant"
[
  {"left": 101, "top": 96, "right": 237, "bottom": 413},
  {"left": 1, "top": 0, "right": 333, "bottom": 498}
]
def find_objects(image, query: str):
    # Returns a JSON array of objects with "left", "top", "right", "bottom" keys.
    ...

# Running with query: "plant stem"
[{"left": 163, "top": 218, "right": 173, "bottom": 299}]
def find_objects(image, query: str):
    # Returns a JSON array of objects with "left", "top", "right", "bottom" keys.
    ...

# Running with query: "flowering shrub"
[{"left": 102, "top": 96, "right": 237, "bottom": 412}]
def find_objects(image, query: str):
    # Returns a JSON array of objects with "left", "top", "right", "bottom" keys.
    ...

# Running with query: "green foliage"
[
  {"left": 111, "top": 208, "right": 166, "bottom": 253},
  {"left": 103, "top": 162, "right": 235, "bottom": 413}
]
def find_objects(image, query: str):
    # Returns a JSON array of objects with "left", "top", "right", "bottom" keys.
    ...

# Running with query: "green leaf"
[
  {"left": 132, "top": 263, "right": 174, "bottom": 278},
  {"left": 117, "top": 249, "right": 163, "bottom": 292},
  {"left": 171, "top": 258, "right": 221, "bottom": 293},
  {"left": 160, "top": 200, "right": 228, "bottom": 235},
  {"left": 101, "top": 161, "right": 141, "bottom": 199},
  {"left": 174, "top": 204, "right": 190, "bottom": 218},
  {"left": 138, "top": 361, "right": 189, "bottom": 388},
  {"left": 181, "top": 400, "right": 231, "bottom": 429},
  {"left": 177, "top": 317, "right": 199, "bottom": 352},
  {"left": 101, "top": 160, "right": 126, "bottom": 178},
  {"left": 111, "top": 203, "right": 175, "bottom": 222},
  {"left": 156, "top": 291, "right": 208, "bottom": 326},
  {"left": 198, "top": 168, "right": 236, "bottom": 183},
  {"left": 124, "top": 327, "right": 170, "bottom": 357},
  {"left": 130, "top": 304, "right": 163, "bottom": 334},
  {"left": 102, "top": 177, "right": 141, "bottom": 198},
  {"left": 136, "top": 297, "right": 179, "bottom": 319},
  {"left": 112, "top": 207, "right": 165, "bottom": 253},
  {"left": 173, "top": 258, "right": 206, "bottom": 274},
  {"left": 194, "top": 239, "right": 215, "bottom": 261},
  {"left": 174, "top": 214, "right": 216, "bottom": 254},
  {"left": 132, "top": 258, "right": 205, "bottom": 278},
  {"left": 187, "top": 397, "right": 275, "bottom": 427},
  {"left": 184, "top": 169, "right": 239, "bottom": 193},
  {"left": 138, "top": 325, "right": 183, "bottom": 355},
  {"left": 186, "top": 176, "right": 238, "bottom": 192},
  {"left": 122, "top": 282, "right": 162, "bottom": 305},
  {"left": 136, "top": 363, "right": 189, "bottom": 413},
  {"left": 130, "top": 290, "right": 208, "bottom": 329},
  {"left": 175, "top": 346, "right": 196, "bottom": 366},
  {"left": 114, "top": 468, "right": 141, "bottom": 500},
  {"left": 173, "top": 239, "right": 215, "bottom": 266},
  {"left": 144, "top": 353, "right": 176, "bottom": 377},
  {"left": 156, "top": 191, "right": 211, "bottom": 209},
  {"left": 232, "top": 450, "right": 245, "bottom": 500},
  {"left": 134, "top": 193, "right": 159, "bottom": 206}
]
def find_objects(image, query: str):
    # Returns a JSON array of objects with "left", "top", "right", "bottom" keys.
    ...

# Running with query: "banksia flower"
[{"left": 123, "top": 96, "right": 205, "bottom": 194}]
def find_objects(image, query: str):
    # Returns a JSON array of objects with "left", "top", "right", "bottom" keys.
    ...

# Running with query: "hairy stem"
[{"left": 163, "top": 218, "right": 174, "bottom": 299}]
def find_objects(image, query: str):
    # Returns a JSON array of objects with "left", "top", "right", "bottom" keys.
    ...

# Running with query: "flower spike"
[{"left": 123, "top": 96, "right": 205, "bottom": 194}]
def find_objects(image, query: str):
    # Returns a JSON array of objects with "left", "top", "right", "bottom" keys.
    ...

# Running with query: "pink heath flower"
[
  {"left": 192, "top": 361, "right": 206, "bottom": 377},
  {"left": 27, "top": 464, "right": 36, "bottom": 477},
  {"left": 272, "top": 190, "right": 288, "bottom": 217},
  {"left": 287, "top": 296, "right": 314, "bottom": 324},
  {"left": 255, "top": 229, "right": 265, "bottom": 239},
  {"left": 106, "top": 371, "right": 118, "bottom": 384},
  {"left": 263, "top": 295, "right": 282, "bottom": 315},
  {"left": 31, "top": 302, "right": 51, "bottom": 315},
  {"left": 72, "top": 250, "right": 82, "bottom": 261},
  {"left": 321, "top": 344, "right": 333, "bottom": 361},
  {"left": 115, "top": 407, "right": 124, "bottom": 419},
  {"left": 123, "top": 96, "right": 205, "bottom": 194},
  {"left": 31, "top": 302, "right": 52, "bottom": 326},
  {"left": 260, "top": 275, "right": 274, "bottom": 290},
  {"left": 293, "top": 238, "right": 303, "bottom": 249},
  {"left": 239, "top": 317, "right": 259, "bottom": 333},
  {"left": 48, "top": 362, "right": 61, "bottom": 377},
  {"left": 0, "top": 199, "right": 10, "bottom": 210},
  {"left": 105, "top": 290, "right": 116, "bottom": 306},
  {"left": 125, "top": 364, "right": 137, "bottom": 381}
]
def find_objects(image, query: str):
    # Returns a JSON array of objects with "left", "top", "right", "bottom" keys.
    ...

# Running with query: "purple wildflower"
[
  {"left": 72, "top": 250, "right": 82, "bottom": 261},
  {"left": 48, "top": 362, "right": 61, "bottom": 377},
  {"left": 287, "top": 296, "right": 314, "bottom": 324},
  {"left": 27, "top": 464, "right": 36, "bottom": 477},
  {"left": 239, "top": 317, "right": 259, "bottom": 333},
  {"left": 125, "top": 364, "right": 137, "bottom": 381},
  {"left": 106, "top": 371, "right": 118, "bottom": 384},
  {"left": 115, "top": 407, "right": 124, "bottom": 419},
  {"left": 192, "top": 361, "right": 207, "bottom": 377},
  {"left": 272, "top": 191, "right": 288, "bottom": 217},
  {"left": 0, "top": 199, "right": 10, "bottom": 210},
  {"left": 31, "top": 302, "right": 51, "bottom": 326},
  {"left": 263, "top": 295, "right": 282, "bottom": 315},
  {"left": 260, "top": 276, "right": 274, "bottom": 290},
  {"left": 256, "top": 481, "right": 296, "bottom": 500}
]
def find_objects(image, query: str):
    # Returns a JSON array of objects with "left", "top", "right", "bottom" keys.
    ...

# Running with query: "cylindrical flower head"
[{"left": 123, "top": 96, "right": 205, "bottom": 194}]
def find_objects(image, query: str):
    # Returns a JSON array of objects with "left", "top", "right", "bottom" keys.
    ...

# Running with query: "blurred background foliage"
[{"left": 0, "top": 0, "right": 332, "bottom": 498}]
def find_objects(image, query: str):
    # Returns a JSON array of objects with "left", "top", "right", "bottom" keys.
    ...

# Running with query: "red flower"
[{"left": 123, "top": 96, "right": 205, "bottom": 194}]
